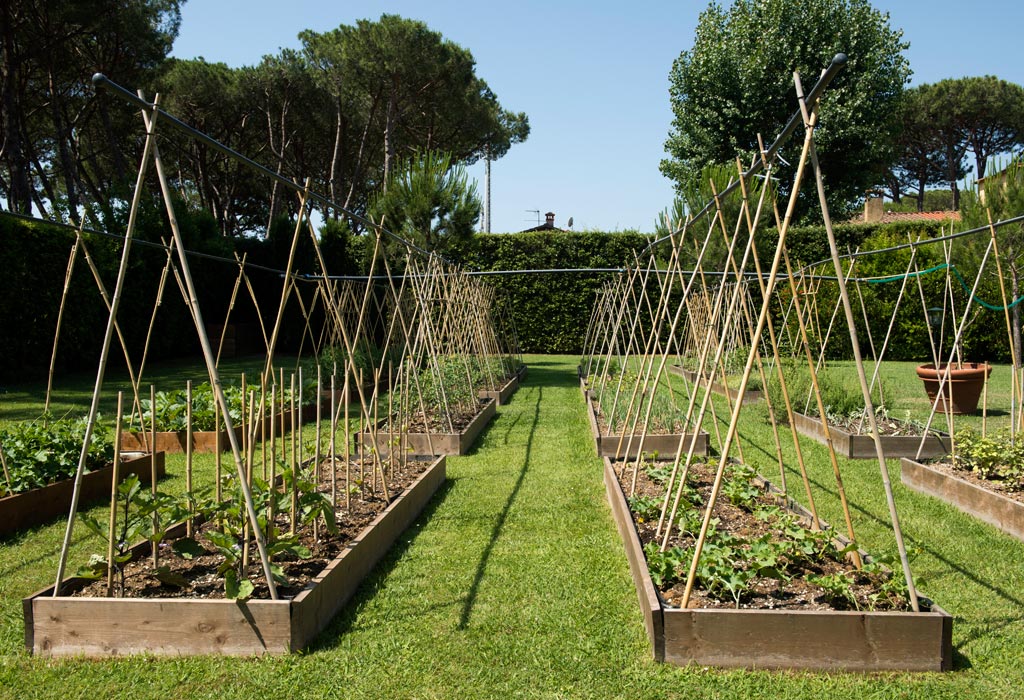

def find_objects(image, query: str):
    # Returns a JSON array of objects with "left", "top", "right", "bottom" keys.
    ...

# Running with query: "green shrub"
[
  {"left": 954, "top": 429, "right": 1024, "bottom": 490},
  {"left": 0, "top": 418, "right": 114, "bottom": 495}
]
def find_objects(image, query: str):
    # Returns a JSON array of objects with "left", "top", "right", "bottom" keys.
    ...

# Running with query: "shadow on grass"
[
  {"left": 306, "top": 474, "right": 459, "bottom": 652},
  {"left": 457, "top": 384, "right": 542, "bottom": 630}
]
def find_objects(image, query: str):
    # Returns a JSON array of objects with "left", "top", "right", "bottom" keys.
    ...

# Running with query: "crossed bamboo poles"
[
  {"left": 581, "top": 63, "right": 934, "bottom": 611},
  {"left": 50, "top": 87, "right": 522, "bottom": 598}
]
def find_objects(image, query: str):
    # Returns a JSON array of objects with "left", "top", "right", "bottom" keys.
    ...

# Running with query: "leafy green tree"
[
  {"left": 938, "top": 77, "right": 1024, "bottom": 181},
  {"left": 890, "top": 77, "right": 1024, "bottom": 210},
  {"left": 960, "top": 160, "right": 1024, "bottom": 366},
  {"left": 0, "top": 0, "right": 182, "bottom": 217},
  {"left": 661, "top": 0, "right": 910, "bottom": 221},
  {"left": 889, "top": 85, "right": 949, "bottom": 211},
  {"left": 367, "top": 150, "right": 480, "bottom": 255},
  {"left": 300, "top": 14, "right": 528, "bottom": 224}
]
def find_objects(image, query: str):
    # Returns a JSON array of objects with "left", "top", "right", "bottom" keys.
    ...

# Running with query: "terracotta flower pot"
[{"left": 915, "top": 362, "right": 992, "bottom": 414}]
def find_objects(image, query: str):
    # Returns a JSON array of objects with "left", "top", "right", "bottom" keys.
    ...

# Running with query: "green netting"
[{"left": 866, "top": 262, "right": 1024, "bottom": 311}]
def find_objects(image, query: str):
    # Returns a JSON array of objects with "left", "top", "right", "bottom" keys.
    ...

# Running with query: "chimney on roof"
[
  {"left": 545, "top": 212, "right": 555, "bottom": 227},
  {"left": 863, "top": 194, "right": 884, "bottom": 223}
]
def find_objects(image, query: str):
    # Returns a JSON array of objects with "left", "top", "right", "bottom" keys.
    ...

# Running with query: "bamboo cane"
[
  {"left": 186, "top": 380, "right": 193, "bottom": 537},
  {"left": 0, "top": 444, "right": 12, "bottom": 493},
  {"left": 52, "top": 94, "right": 158, "bottom": 589},
  {"left": 150, "top": 384, "right": 158, "bottom": 569},
  {"left": 680, "top": 75, "right": 820, "bottom": 609},
  {"left": 44, "top": 229, "right": 81, "bottom": 419},
  {"left": 290, "top": 373, "right": 297, "bottom": 535},
  {"left": 797, "top": 71, "right": 916, "bottom": 607},
  {"left": 146, "top": 105, "right": 279, "bottom": 599},
  {"left": 106, "top": 392, "right": 124, "bottom": 597}
]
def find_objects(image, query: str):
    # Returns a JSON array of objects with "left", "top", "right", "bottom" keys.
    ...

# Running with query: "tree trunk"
[
  {"left": 329, "top": 98, "right": 343, "bottom": 204},
  {"left": 0, "top": 4, "right": 32, "bottom": 214},
  {"left": 48, "top": 67, "right": 79, "bottom": 215},
  {"left": 383, "top": 88, "right": 397, "bottom": 192}
]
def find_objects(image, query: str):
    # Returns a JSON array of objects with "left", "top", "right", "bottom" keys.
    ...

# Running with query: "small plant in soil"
[
  {"left": 0, "top": 417, "right": 113, "bottom": 496},
  {"left": 953, "top": 429, "right": 1024, "bottom": 491},
  {"left": 623, "top": 459, "right": 911, "bottom": 611},
  {"left": 128, "top": 379, "right": 316, "bottom": 433},
  {"left": 76, "top": 461, "right": 340, "bottom": 600},
  {"left": 77, "top": 474, "right": 191, "bottom": 594},
  {"left": 591, "top": 372, "right": 693, "bottom": 434},
  {"left": 71, "top": 454, "right": 433, "bottom": 602},
  {"left": 400, "top": 355, "right": 486, "bottom": 432}
]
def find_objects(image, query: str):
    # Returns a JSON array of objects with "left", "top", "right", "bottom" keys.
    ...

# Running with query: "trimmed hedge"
[
  {"left": 0, "top": 210, "right": 309, "bottom": 384},
  {"left": 2, "top": 212, "right": 1005, "bottom": 383},
  {"left": 459, "top": 230, "right": 651, "bottom": 354}
]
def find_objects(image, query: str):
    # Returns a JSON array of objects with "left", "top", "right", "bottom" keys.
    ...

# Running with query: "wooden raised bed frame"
[
  {"left": 603, "top": 457, "right": 953, "bottom": 671},
  {"left": 24, "top": 455, "right": 446, "bottom": 657},
  {"left": 792, "top": 412, "right": 951, "bottom": 460},
  {"left": 1, "top": 452, "right": 166, "bottom": 538},
  {"left": 584, "top": 393, "right": 707, "bottom": 459},
  {"left": 359, "top": 399, "right": 496, "bottom": 457},
  {"left": 478, "top": 365, "right": 527, "bottom": 406},
  {"left": 120, "top": 404, "right": 317, "bottom": 454},
  {"left": 901, "top": 457, "right": 1024, "bottom": 541},
  {"left": 668, "top": 366, "right": 763, "bottom": 405}
]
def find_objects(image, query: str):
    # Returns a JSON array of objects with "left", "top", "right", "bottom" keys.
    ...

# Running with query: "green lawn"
[{"left": 1, "top": 355, "right": 1022, "bottom": 699}]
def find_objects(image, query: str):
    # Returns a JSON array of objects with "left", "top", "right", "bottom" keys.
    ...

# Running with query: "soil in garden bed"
[
  {"left": 918, "top": 460, "right": 1024, "bottom": 505},
  {"left": 68, "top": 456, "right": 431, "bottom": 600},
  {"left": 592, "top": 399, "right": 692, "bottom": 435},
  {"left": 616, "top": 460, "right": 913, "bottom": 612},
  {"left": 386, "top": 404, "right": 484, "bottom": 434},
  {"left": 821, "top": 411, "right": 939, "bottom": 438}
]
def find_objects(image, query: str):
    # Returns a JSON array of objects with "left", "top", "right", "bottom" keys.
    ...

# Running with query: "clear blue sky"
[{"left": 169, "top": 1, "right": 1024, "bottom": 233}]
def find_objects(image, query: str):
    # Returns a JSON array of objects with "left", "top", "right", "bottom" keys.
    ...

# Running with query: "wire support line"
[
  {"left": 868, "top": 261, "right": 1024, "bottom": 312},
  {"left": 798, "top": 213, "right": 1024, "bottom": 274}
]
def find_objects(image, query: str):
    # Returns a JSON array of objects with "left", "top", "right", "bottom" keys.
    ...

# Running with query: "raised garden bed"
[
  {"left": 478, "top": 365, "right": 527, "bottom": 406},
  {"left": 358, "top": 398, "right": 496, "bottom": 457},
  {"left": 603, "top": 457, "right": 952, "bottom": 671},
  {"left": 585, "top": 395, "right": 707, "bottom": 459},
  {"left": 120, "top": 404, "right": 317, "bottom": 454},
  {"left": 669, "top": 366, "right": 763, "bottom": 405},
  {"left": 23, "top": 454, "right": 446, "bottom": 657},
  {"left": 1, "top": 452, "right": 166, "bottom": 538},
  {"left": 900, "top": 457, "right": 1024, "bottom": 541},
  {"left": 792, "top": 412, "right": 950, "bottom": 460}
]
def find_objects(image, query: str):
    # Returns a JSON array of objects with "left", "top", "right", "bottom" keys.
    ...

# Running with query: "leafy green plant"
[
  {"left": 318, "top": 340, "right": 405, "bottom": 382},
  {"left": 807, "top": 572, "right": 860, "bottom": 610},
  {"left": 591, "top": 371, "right": 692, "bottom": 434},
  {"left": 184, "top": 466, "right": 336, "bottom": 600},
  {"left": 643, "top": 542, "right": 687, "bottom": 588},
  {"left": 721, "top": 462, "right": 760, "bottom": 507},
  {"left": 954, "top": 428, "right": 1024, "bottom": 490},
  {"left": 129, "top": 379, "right": 314, "bottom": 433},
  {"left": 76, "top": 460, "right": 337, "bottom": 600},
  {"left": 0, "top": 417, "right": 113, "bottom": 496},
  {"left": 77, "top": 474, "right": 191, "bottom": 593},
  {"left": 628, "top": 494, "right": 662, "bottom": 523},
  {"left": 407, "top": 354, "right": 481, "bottom": 422}
]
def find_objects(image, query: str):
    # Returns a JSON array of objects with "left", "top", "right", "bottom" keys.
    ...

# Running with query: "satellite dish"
[{"left": 567, "top": 216, "right": 574, "bottom": 229}]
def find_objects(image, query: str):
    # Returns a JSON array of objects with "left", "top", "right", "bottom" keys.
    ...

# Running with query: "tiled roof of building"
[{"left": 872, "top": 210, "right": 961, "bottom": 223}]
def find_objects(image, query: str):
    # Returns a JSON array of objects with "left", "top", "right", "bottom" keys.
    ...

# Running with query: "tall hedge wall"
[
  {"left": 4, "top": 211, "right": 1001, "bottom": 385},
  {"left": 460, "top": 230, "right": 651, "bottom": 354},
  {"left": 0, "top": 211, "right": 312, "bottom": 384}
]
